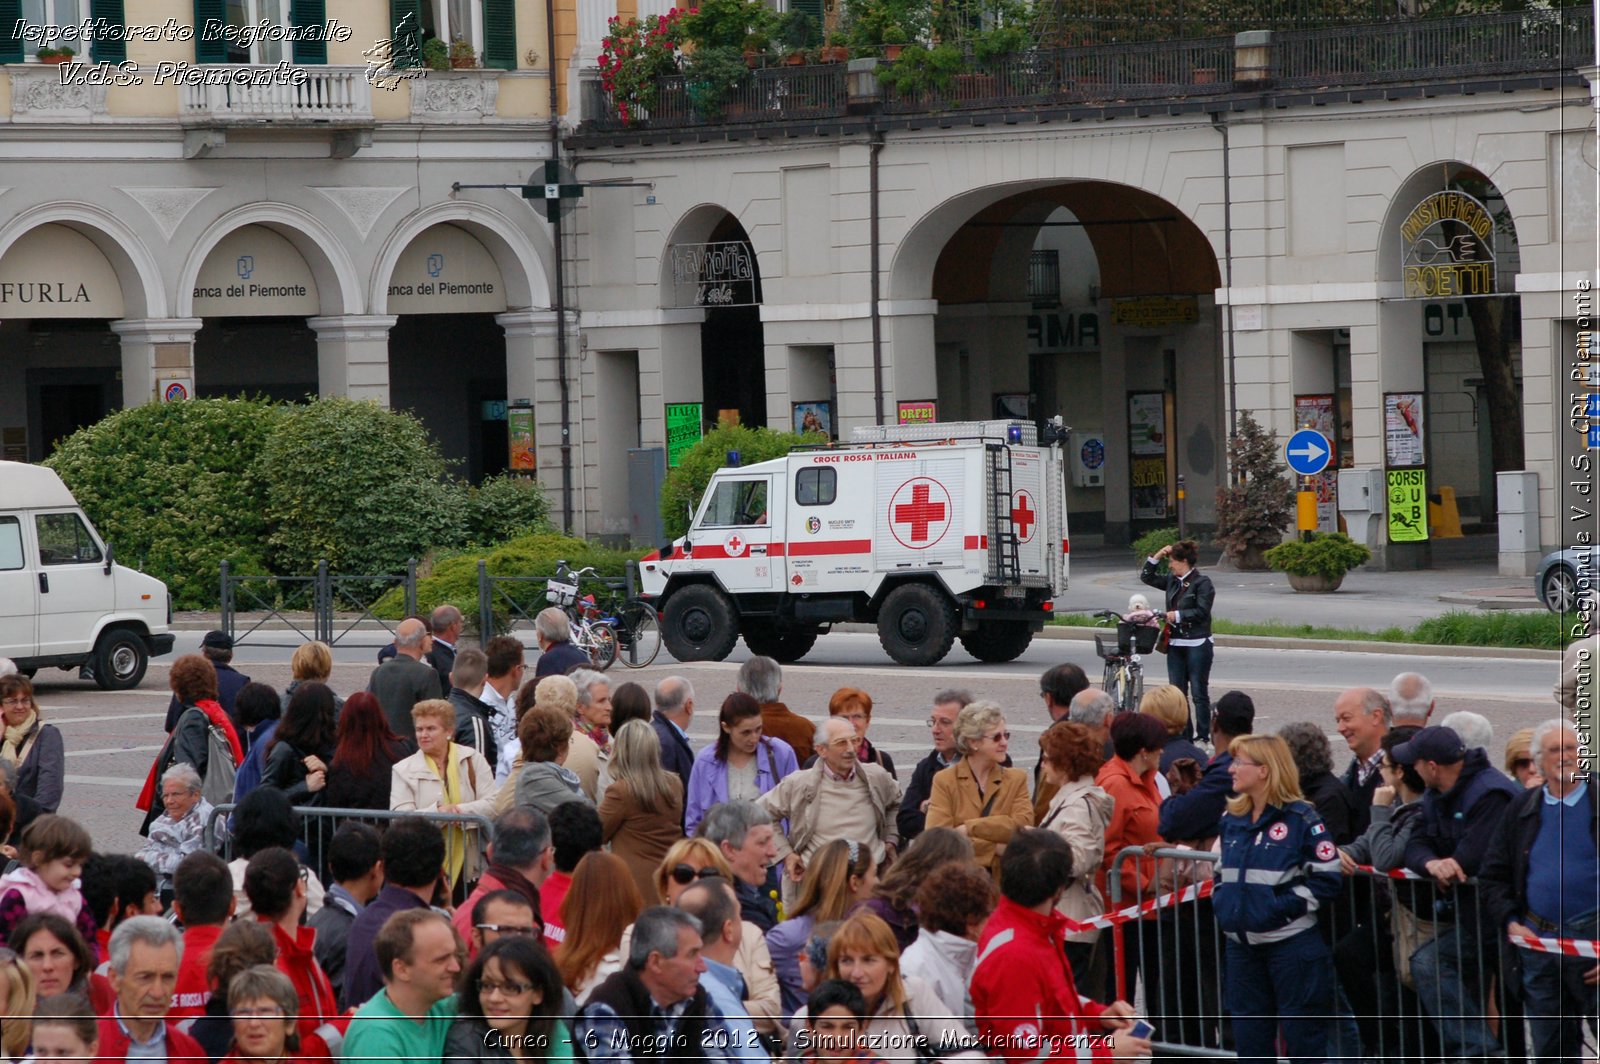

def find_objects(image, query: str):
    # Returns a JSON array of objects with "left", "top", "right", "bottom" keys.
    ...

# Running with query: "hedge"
[{"left": 660, "top": 423, "right": 825, "bottom": 539}]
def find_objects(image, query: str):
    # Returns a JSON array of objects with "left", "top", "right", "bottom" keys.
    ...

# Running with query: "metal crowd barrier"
[{"left": 1105, "top": 846, "right": 1540, "bottom": 1060}]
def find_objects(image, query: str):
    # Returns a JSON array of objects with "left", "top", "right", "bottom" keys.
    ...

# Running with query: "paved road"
[{"left": 37, "top": 628, "right": 1567, "bottom": 860}]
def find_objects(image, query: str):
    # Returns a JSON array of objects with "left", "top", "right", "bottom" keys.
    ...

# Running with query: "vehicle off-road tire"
[
  {"left": 877, "top": 584, "right": 958, "bottom": 666},
  {"left": 93, "top": 627, "right": 148, "bottom": 690},
  {"left": 662, "top": 585, "right": 741, "bottom": 662},
  {"left": 959, "top": 621, "right": 1034, "bottom": 663},
  {"left": 743, "top": 623, "right": 820, "bottom": 664}
]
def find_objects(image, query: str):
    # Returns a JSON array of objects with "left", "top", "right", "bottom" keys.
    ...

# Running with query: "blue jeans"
[
  {"left": 1410, "top": 923, "right": 1505, "bottom": 1059},
  {"left": 1223, "top": 927, "right": 1336, "bottom": 1064},
  {"left": 1166, "top": 641, "right": 1214, "bottom": 741},
  {"left": 1522, "top": 910, "right": 1600, "bottom": 1064}
]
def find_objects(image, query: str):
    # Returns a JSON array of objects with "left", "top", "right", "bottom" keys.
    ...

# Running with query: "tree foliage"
[
  {"left": 1213, "top": 410, "right": 1293, "bottom": 567},
  {"left": 660, "top": 423, "right": 826, "bottom": 539}
]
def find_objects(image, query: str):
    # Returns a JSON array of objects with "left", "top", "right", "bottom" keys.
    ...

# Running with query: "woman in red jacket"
[{"left": 1095, "top": 712, "right": 1167, "bottom": 1003}]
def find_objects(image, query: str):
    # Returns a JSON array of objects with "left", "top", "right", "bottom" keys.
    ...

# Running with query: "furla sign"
[{"left": 0, "top": 225, "right": 125, "bottom": 317}]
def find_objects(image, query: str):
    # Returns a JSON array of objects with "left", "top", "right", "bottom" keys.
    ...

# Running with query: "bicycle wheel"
[
  {"left": 618, "top": 601, "right": 663, "bottom": 668},
  {"left": 588, "top": 624, "right": 619, "bottom": 671},
  {"left": 1128, "top": 668, "right": 1144, "bottom": 713},
  {"left": 1101, "top": 659, "right": 1119, "bottom": 695}
]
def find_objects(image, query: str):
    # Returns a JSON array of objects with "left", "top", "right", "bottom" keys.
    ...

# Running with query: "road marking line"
[
  {"left": 63, "top": 774, "right": 146, "bottom": 789},
  {"left": 66, "top": 745, "right": 165, "bottom": 758},
  {"left": 42, "top": 712, "right": 168, "bottom": 726}
]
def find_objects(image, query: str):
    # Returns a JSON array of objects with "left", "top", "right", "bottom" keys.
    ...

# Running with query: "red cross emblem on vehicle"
[
  {"left": 888, "top": 477, "right": 952, "bottom": 549},
  {"left": 723, "top": 532, "right": 747, "bottom": 557},
  {"left": 1011, "top": 489, "right": 1037, "bottom": 543}
]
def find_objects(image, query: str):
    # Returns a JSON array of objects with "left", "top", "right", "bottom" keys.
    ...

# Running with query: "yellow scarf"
[
  {"left": 1, "top": 709, "right": 38, "bottom": 767},
  {"left": 427, "top": 743, "right": 467, "bottom": 886}
]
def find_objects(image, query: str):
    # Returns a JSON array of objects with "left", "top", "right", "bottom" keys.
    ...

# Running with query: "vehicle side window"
[
  {"left": 703, "top": 480, "right": 768, "bottom": 527},
  {"left": 36, "top": 512, "right": 102, "bottom": 566},
  {"left": 795, "top": 467, "right": 836, "bottom": 506},
  {"left": 0, "top": 518, "right": 21, "bottom": 571}
]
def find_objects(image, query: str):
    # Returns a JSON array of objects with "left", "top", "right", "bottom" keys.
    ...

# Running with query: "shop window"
[{"left": 19, "top": 0, "right": 82, "bottom": 59}]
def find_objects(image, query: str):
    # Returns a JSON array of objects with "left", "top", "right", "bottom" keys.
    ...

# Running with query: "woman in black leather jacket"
[{"left": 1140, "top": 540, "right": 1217, "bottom": 745}]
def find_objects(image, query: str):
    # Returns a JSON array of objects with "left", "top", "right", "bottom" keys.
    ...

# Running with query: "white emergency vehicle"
[{"left": 639, "top": 419, "right": 1069, "bottom": 666}]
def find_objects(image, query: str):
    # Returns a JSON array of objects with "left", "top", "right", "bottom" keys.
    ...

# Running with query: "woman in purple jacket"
[{"left": 685, "top": 692, "right": 797, "bottom": 836}]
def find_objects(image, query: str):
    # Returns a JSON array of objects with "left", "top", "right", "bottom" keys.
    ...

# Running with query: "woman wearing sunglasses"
[
  {"left": 446, "top": 936, "right": 574, "bottom": 1063},
  {"left": 925, "top": 701, "right": 1033, "bottom": 878}
]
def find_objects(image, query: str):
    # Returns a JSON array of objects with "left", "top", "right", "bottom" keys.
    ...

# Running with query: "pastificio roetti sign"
[{"left": 1399, "top": 190, "right": 1497, "bottom": 299}]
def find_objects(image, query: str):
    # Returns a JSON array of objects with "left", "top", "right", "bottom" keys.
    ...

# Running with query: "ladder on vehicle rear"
[{"left": 987, "top": 444, "right": 1022, "bottom": 585}]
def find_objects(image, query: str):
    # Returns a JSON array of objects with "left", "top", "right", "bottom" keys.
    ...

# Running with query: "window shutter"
[
  {"left": 389, "top": 0, "right": 423, "bottom": 67},
  {"left": 91, "top": 0, "right": 127, "bottom": 63},
  {"left": 0, "top": 0, "right": 22, "bottom": 64},
  {"left": 290, "top": 0, "right": 327, "bottom": 64},
  {"left": 193, "top": 0, "right": 227, "bottom": 63},
  {"left": 482, "top": 0, "right": 516, "bottom": 71}
]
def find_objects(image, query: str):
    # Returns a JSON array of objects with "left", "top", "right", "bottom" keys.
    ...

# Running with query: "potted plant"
[
  {"left": 1214, "top": 410, "right": 1295, "bottom": 570},
  {"left": 422, "top": 37, "right": 450, "bottom": 71},
  {"left": 1265, "top": 531, "right": 1372, "bottom": 592},
  {"left": 774, "top": 10, "right": 820, "bottom": 65},
  {"left": 598, "top": 9, "right": 688, "bottom": 125},
  {"left": 449, "top": 36, "right": 477, "bottom": 68},
  {"left": 36, "top": 46, "right": 74, "bottom": 64},
  {"left": 821, "top": 37, "right": 850, "bottom": 62},
  {"left": 875, "top": 41, "right": 961, "bottom": 98},
  {"left": 685, "top": 45, "right": 750, "bottom": 120},
  {"left": 742, "top": 30, "right": 770, "bottom": 68},
  {"left": 882, "top": 24, "right": 908, "bottom": 60}
]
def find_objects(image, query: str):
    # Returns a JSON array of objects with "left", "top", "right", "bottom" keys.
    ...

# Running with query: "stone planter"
[{"left": 1286, "top": 571, "right": 1344, "bottom": 593}]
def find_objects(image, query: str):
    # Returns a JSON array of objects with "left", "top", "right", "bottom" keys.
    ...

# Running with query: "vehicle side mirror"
[{"left": 103, "top": 541, "right": 114, "bottom": 576}]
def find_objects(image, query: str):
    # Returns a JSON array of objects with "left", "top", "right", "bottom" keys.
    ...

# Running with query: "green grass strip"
[{"left": 1050, "top": 609, "right": 1569, "bottom": 649}]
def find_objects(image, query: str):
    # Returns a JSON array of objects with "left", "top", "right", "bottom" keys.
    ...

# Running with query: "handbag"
[
  {"left": 1155, "top": 620, "right": 1172, "bottom": 654},
  {"left": 1391, "top": 902, "right": 1437, "bottom": 990}
]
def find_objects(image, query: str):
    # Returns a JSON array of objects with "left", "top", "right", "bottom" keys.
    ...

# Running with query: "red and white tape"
[
  {"left": 1061, "top": 878, "right": 1216, "bottom": 933},
  {"left": 1351, "top": 863, "right": 1426, "bottom": 881},
  {"left": 1510, "top": 933, "right": 1600, "bottom": 958}
]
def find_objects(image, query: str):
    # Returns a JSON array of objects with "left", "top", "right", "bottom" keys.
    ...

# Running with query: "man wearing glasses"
[{"left": 897, "top": 690, "right": 973, "bottom": 843}]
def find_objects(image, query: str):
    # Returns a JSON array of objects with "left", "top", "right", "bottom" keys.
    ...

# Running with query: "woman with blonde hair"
[
  {"left": 1141, "top": 684, "right": 1206, "bottom": 776},
  {"left": 1216, "top": 733, "right": 1341, "bottom": 1064},
  {"left": 925, "top": 701, "right": 1033, "bottom": 878},
  {"left": 598, "top": 719, "right": 684, "bottom": 900},
  {"left": 1504, "top": 726, "right": 1542, "bottom": 788},
  {"left": 282, "top": 641, "right": 341, "bottom": 715},
  {"left": 0, "top": 942, "right": 37, "bottom": 1061},
  {"left": 766, "top": 839, "right": 878, "bottom": 1019},
  {"left": 390, "top": 699, "right": 498, "bottom": 887},
  {"left": 786, "top": 911, "right": 969, "bottom": 1055},
  {"left": 554, "top": 852, "right": 643, "bottom": 1003}
]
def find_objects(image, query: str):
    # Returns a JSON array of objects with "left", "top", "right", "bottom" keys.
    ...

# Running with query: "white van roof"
[{"left": 0, "top": 462, "right": 78, "bottom": 510}]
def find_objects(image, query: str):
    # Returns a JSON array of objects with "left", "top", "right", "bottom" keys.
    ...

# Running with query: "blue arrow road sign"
[{"left": 1285, "top": 429, "right": 1332, "bottom": 476}]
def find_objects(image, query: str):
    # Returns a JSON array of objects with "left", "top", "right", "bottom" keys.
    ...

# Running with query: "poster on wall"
[
  {"left": 1128, "top": 392, "right": 1167, "bottom": 455},
  {"left": 1294, "top": 394, "right": 1339, "bottom": 531},
  {"left": 793, "top": 401, "right": 833, "bottom": 438},
  {"left": 1387, "top": 468, "right": 1429, "bottom": 542},
  {"left": 1384, "top": 392, "right": 1426, "bottom": 467},
  {"left": 1131, "top": 457, "right": 1169, "bottom": 520},
  {"left": 897, "top": 400, "right": 937, "bottom": 425},
  {"left": 665, "top": 403, "right": 703, "bottom": 468},
  {"left": 1128, "top": 391, "right": 1169, "bottom": 520},
  {"left": 507, "top": 407, "right": 535, "bottom": 472}
]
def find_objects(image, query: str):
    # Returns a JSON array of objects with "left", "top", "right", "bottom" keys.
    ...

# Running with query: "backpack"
[{"left": 202, "top": 723, "right": 239, "bottom": 807}]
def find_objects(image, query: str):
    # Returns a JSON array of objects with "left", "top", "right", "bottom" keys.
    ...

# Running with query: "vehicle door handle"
[{"left": 39, "top": 573, "right": 49, "bottom": 594}]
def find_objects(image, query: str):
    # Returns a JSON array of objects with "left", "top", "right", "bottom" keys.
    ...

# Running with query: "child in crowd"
[
  {"left": 0, "top": 816, "right": 96, "bottom": 955},
  {"left": 798, "top": 981, "right": 891, "bottom": 1064},
  {"left": 22, "top": 991, "right": 101, "bottom": 1060}
]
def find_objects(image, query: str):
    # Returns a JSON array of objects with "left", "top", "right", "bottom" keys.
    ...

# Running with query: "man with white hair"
[
  {"left": 759, "top": 715, "right": 900, "bottom": 908},
  {"left": 427, "top": 603, "right": 464, "bottom": 691},
  {"left": 1481, "top": 718, "right": 1599, "bottom": 1064},
  {"left": 96, "top": 915, "right": 205, "bottom": 1062},
  {"left": 739, "top": 656, "right": 813, "bottom": 765},
  {"left": 368, "top": 617, "right": 443, "bottom": 740},
  {"left": 134, "top": 763, "right": 213, "bottom": 898},
  {"left": 1440, "top": 710, "right": 1494, "bottom": 755},
  {"left": 533, "top": 607, "right": 589, "bottom": 678},
  {"left": 653, "top": 676, "right": 697, "bottom": 795},
  {"left": 1389, "top": 672, "right": 1435, "bottom": 726}
]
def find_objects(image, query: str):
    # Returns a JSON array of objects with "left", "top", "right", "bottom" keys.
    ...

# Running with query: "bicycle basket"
[
  {"left": 545, "top": 579, "right": 579, "bottom": 607},
  {"left": 1094, "top": 635, "right": 1115, "bottom": 662},
  {"left": 1119, "top": 621, "right": 1160, "bottom": 655}
]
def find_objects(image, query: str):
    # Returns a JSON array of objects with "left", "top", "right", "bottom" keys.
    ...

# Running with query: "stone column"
[
  {"left": 110, "top": 318, "right": 202, "bottom": 409},
  {"left": 308, "top": 315, "right": 396, "bottom": 405},
  {"left": 498, "top": 308, "right": 574, "bottom": 528}
]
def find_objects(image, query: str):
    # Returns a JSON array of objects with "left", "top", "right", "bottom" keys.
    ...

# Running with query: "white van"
[{"left": 0, "top": 461, "right": 176, "bottom": 689}]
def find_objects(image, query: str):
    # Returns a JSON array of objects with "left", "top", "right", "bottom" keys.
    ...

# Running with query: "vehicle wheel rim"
[
  {"left": 1550, "top": 572, "right": 1575, "bottom": 612},
  {"left": 898, "top": 608, "right": 928, "bottom": 642},
  {"left": 110, "top": 644, "right": 139, "bottom": 679},
  {"left": 683, "top": 609, "right": 712, "bottom": 643}
]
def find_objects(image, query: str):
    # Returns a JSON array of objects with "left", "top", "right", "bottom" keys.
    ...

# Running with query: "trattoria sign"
[
  {"left": 1400, "top": 191, "right": 1497, "bottom": 299},
  {"left": 668, "top": 242, "right": 757, "bottom": 309}
]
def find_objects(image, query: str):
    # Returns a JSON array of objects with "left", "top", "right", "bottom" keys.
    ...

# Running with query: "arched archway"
[{"left": 895, "top": 181, "right": 1222, "bottom": 544}]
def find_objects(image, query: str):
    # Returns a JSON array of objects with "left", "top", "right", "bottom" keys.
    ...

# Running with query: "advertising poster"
[
  {"left": 1128, "top": 392, "right": 1167, "bottom": 455},
  {"left": 507, "top": 407, "right": 536, "bottom": 471},
  {"left": 793, "top": 401, "right": 833, "bottom": 438},
  {"left": 897, "top": 400, "right": 937, "bottom": 425},
  {"left": 1294, "top": 394, "right": 1338, "bottom": 531},
  {"left": 665, "top": 403, "right": 703, "bottom": 468},
  {"left": 1387, "top": 468, "right": 1429, "bottom": 542},
  {"left": 1385, "top": 392, "right": 1426, "bottom": 467},
  {"left": 1131, "top": 457, "right": 1169, "bottom": 520},
  {"left": 1128, "top": 391, "right": 1170, "bottom": 520}
]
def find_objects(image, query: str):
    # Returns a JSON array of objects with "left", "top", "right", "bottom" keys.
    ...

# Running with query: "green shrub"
[
  {"left": 1214, "top": 410, "right": 1294, "bottom": 568},
  {"left": 1131, "top": 526, "right": 1182, "bottom": 561},
  {"left": 660, "top": 423, "right": 825, "bottom": 539},
  {"left": 44, "top": 398, "right": 284, "bottom": 609},
  {"left": 1264, "top": 532, "right": 1372, "bottom": 580},
  {"left": 876, "top": 42, "right": 963, "bottom": 96},
  {"left": 465, "top": 474, "right": 555, "bottom": 546},
  {"left": 372, "top": 532, "right": 640, "bottom": 623},
  {"left": 1412, "top": 610, "right": 1568, "bottom": 650},
  {"left": 259, "top": 398, "right": 468, "bottom": 577}
]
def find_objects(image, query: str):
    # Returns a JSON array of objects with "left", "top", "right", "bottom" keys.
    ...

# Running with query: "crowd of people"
[{"left": 0, "top": 597, "right": 1593, "bottom": 1064}]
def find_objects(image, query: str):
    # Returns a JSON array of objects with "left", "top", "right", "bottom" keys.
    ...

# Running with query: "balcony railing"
[
  {"left": 179, "top": 65, "right": 373, "bottom": 122},
  {"left": 579, "top": 8, "right": 1591, "bottom": 134}
]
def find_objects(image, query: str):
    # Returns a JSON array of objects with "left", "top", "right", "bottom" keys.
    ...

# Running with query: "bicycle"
[
  {"left": 1092, "top": 608, "right": 1160, "bottom": 714},
  {"left": 546, "top": 562, "right": 663, "bottom": 671}
]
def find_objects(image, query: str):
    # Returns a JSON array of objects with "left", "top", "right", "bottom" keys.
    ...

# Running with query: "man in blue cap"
[{"left": 1398, "top": 724, "right": 1519, "bottom": 1061}]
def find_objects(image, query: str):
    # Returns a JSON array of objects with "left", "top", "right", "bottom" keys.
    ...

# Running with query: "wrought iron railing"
[{"left": 585, "top": 64, "right": 847, "bottom": 129}]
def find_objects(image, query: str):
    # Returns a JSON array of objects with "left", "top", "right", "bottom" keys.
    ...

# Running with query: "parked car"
[{"left": 1535, "top": 546, "right": 1597, "bottom": 613}]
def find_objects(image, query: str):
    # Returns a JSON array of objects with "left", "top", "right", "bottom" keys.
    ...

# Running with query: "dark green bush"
[
  {"left": 1131, "top": 526, "right": 1182, "bottom": 561},
  {"left": 45, "top": 398, "right": 284, "bottom": 609},
  {"left": 259, "top": 398, "right": 468, "bottom": 578},
  {"left": 465, "top": 474, "right": 555, "bottom": 546},
  {"left": 1264, "top": 531, "right": 1372, "bottom": 580},
  {"left": 660, "top": 423, "right": 825, "bottom": 540}
]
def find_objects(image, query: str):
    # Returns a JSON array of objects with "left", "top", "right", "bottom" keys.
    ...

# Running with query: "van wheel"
[
  {"left": 93, "top": 628, "right": 148, "bottom": 690},
  {"left": 877, "top": 584, "right": 957, "bottom": 666},
  {"left": 743, "top": 623, "right": 819, "bottom": 663},
  {"left": 662, "top": 585, "right": 740, "bottom": 662},
  {"left": 959, "top": 621, "right": 1034, "bottom": 663}
]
